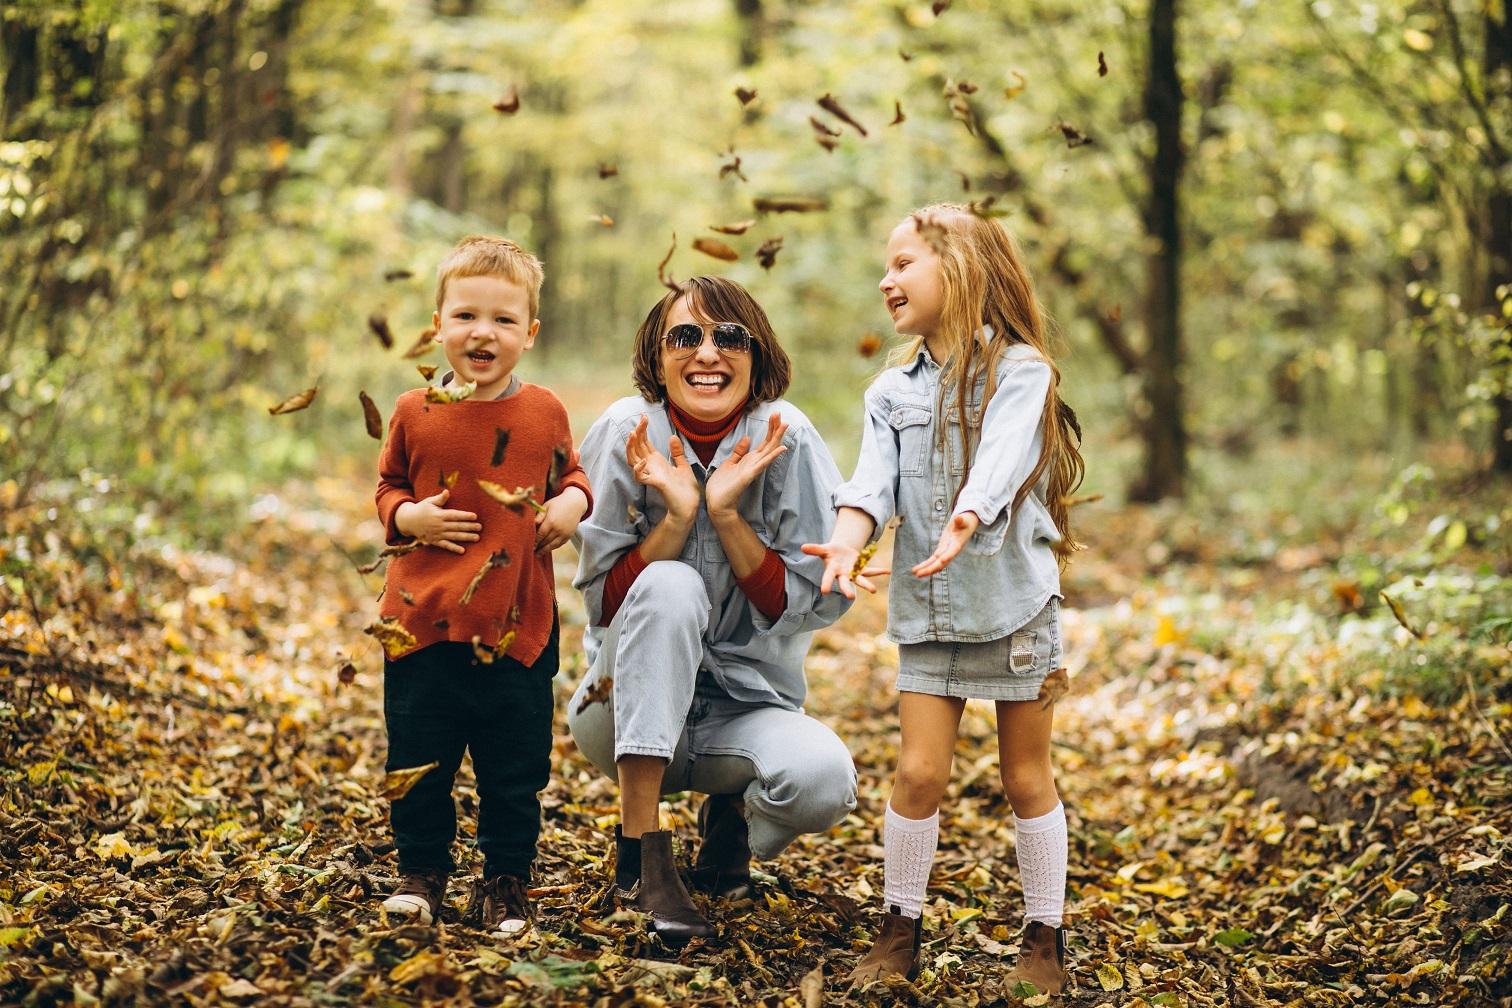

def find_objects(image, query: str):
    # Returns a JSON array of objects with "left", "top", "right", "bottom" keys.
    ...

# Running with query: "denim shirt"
[
  {"left": 833, "top": 342, "right": 1062, "bottom": 644},
  {"left": 574, "top": 396, "right": 852, "bottom": 710}
]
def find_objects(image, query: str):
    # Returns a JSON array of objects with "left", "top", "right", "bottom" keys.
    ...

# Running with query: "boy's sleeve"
[
  {"left": 831, "top": 383, "right": 900, "bottom": 538},
  {"left": 375, "top": 397, "right": 417, "bottom": 546},
  {"left": 951, "top": 359, "right": 1051, "bottom": 527}
]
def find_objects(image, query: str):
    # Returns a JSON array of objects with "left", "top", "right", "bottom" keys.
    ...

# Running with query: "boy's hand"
[
  {"left": 394, "top": 489, "right": 482, "bottom": 554},
  {"left": 911, "top": 511, "right": 980, "bottom": 577},
  {"left": 536, "top": 486, "right": 588, "bottom": 552}
]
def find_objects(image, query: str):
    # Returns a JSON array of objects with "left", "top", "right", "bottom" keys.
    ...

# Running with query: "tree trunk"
[
  {"left": 1129, "top": 0, "right": 1187, "bottom": 502},
  {"left": 1, "top": 18, "right": 40, "bottom": 134},
  {"left": 1486, "top": 6, "right": 1512, "bottom": 473}
]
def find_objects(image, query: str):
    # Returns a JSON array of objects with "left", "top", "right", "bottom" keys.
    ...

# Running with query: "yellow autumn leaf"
[
  {"left": 1133, "top": 877, "right": 1189, "bottom": 899},
  {"left": 1152, "top": 615, "right": 1187, "bottom": 647},
  {"left": 389, "top": 949, "right": 447, "bottom": 984},
  {"left": 1408, "top": 787, "right": 1433, "bottom": 807},
  {"left": 379, "top": 761, "right": 439, "bottom": 801},
  {"left": 1402, "top": 28, "right": 1433, "bottom": 51},
  {"left": 94, "top": 832, "right": 134, "bottom": 860},
  {"left": 26, "top": 760, "right": 57, "bottom": 786},
  {"left": 1096, "top": 962, "right": 1125, "bottom": 991}
]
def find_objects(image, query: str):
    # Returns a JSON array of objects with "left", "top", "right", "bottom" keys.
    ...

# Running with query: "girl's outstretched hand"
[
  {"left": 800, "top": 541, "right": 891, "bottom": 600},
  {"left": 911, "top": 511, "right": 980, "bottom": 577}
]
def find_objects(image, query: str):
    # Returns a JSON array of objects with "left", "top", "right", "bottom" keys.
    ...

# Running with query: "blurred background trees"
[{"left": 2, "top": 0, "right": 1509, "bottom": 517}]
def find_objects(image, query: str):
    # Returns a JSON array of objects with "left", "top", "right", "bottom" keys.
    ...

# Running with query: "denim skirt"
[{"left": 896, "top": 596, "right": 1062, "bottom": 702}]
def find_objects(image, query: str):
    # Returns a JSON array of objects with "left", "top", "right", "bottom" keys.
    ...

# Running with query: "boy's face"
[{"left": 433, "top": 274, "right": 539, "bottom": 400}]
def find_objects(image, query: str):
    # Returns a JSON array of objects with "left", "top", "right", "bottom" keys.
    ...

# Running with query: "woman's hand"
[
  {"left": 911, "top": 511, "right": 980, "bottom": 577},
  {"left": 393, "top": 489, "right": 482, "bottom": 554},
  {"left": 625, "top": 415, "right": 700, "bottom": 522},
  {"left": 706, "top": 413, "right": 787, "bottom": 519}
]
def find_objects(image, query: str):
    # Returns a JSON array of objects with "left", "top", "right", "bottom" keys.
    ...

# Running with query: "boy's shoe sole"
[{"left": 381, "top": 893, "right": 435, "bottom": 924}]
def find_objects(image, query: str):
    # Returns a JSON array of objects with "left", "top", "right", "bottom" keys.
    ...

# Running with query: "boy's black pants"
[{"left": 383, "top": 627, "right": 556, "bottom": 879}]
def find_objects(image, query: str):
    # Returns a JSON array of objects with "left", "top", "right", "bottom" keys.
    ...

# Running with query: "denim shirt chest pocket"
[{"left": 887, "top": 401, "right": 934, "bottom": 477}]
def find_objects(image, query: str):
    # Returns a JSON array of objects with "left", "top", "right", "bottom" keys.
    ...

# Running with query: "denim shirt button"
[{"left": 933, "top": 498, "right": 944, "bottom": 512}]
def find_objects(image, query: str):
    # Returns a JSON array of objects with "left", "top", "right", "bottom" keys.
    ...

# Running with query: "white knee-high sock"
[
  {"left": 882, "top": 803, "right": 938, "bottom": 920},
  {"left": 1012, "top": 802, "right": 1067, "bottom": 927}
]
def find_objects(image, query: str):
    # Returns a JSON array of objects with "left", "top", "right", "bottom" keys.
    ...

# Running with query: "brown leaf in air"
[
  {"left": 1380, "top": 591, "right": 1424, "bottom": 639},
  {"left": 1057, "top": 121, "right": 1095, "bottom": 147},
  {"left": 368, "top": 314, "right": 394, "bottom": 349},
  {"left": 440, "top": 469, "right": 459, "bottom": 490},
  {"left": 932, "top": 0, "right": 951, "bottom": 14},
  {"left": 363, "top": 616, "right": 417, "bottom": 659},
  {"left": 734, "top": 86, "right": 758, "bottom": 106},
  {"left": 477, "top": 480, "right": 539, "bottom": 512},
  {"left": 335, "top": 658, "right": 357, "bottom": 686},
  {"left": 943, "top": 84, "right": 975, "bottom": 134},
  {"left": 657, "top": 233, "right": 680, "bottom": 292},
  {"left": 968, "top": 195, "right": 1010, "bottom": 218},
  {"left": 460, "top": 549, "right": 511, "bottom": 606},
  {"left": 1107, "top": 303, "right": 1122, "bottom": 323},
  {"left": 710, "top": 220, "right": 756, "bottom": 235},
  {"left": 753, "top": 196, "right": 827, "bottom": 214},
  {"left": 575, "top": 676, "right": 614, "bottom": 716},
  {"left": 491, "top": 428, "right": 510, "bottom": 467},
  {"left": 815, "top": 135, "right": 838, "bottom": 152},
  {"left": 588, "top": 213, "right": 615, "bottom": 227},
  {"left": 357, "top": 541, "right": 420, "bottom": 575},
  {"left": 546, "top": 443, "right": 569, "bottom": 498},
  {"left": 379, "top": 761, "right": 438, "bottom": 800},
  {"left": 1098, "top": 51, "right": 1109, "bottom": 77},
  {"left": 492, "top": 85, "right": 520, "bottom": 114},
  {"left": 1004, "top": 70, "right": 1028, "bottom": 99},
  {"left": 954, "top": 170, "right": 971, "bottom": 192},
  {"left": 810, "top": 116, "right": 842, "bottom": 137},
  {"left": 598, "top": 163, "right": 618, "bottom": 178},
  {"left": 425, "top": 381, "right": 476, "bottom": 403},
  {"left": 472, "top": 630, "right": 516, "bottom": 664},
  {"left": 719, "top": 147, "right": 747, "bottom": 182},
  {"left": 889, "top": 100, "right": 905, "bottom": 126},
  {"left": 359, "top": 391, "right": 383, "bottom": 440},
  {"left": 1037, "top": 667, "right": 1070, "bottom": 709},
  {"left": 956, "top": 80, "right": 979, "bottom": 95},
  {"left": 817, "top": 93, "right": 867, "bottom": 137},
  {"left": 858, "top": 331, "right": 882, "bottom": 358},
  {"left": 899, "top": 49, "right": 913, "bottom": 61},
  {"left": 693, "top": 237, "right": 740, "bottom": 262},
  {"left": 268, "top": 387, "right": 318, "bottom": 415},
  {"left": 755, "top": 236, "right": 784, "bottom": 270},
  {"left": 383, "top": 268, "right": 413, "bottom": 282},
  {"left": 402, "top": 326, "right": 437, "bottom": 359}
]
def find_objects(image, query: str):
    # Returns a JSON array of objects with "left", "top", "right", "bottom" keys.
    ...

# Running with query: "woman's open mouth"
[{"left": 686, "top": 372, "right": 729, "bottom": 389}]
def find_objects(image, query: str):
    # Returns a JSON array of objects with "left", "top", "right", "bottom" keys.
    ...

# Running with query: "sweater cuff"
[
  {"left": 599, "top": 546, "right": 649, "bottom": 626},
  {"left": 735, "top": 548, "right": 787, "bottom": 623}
]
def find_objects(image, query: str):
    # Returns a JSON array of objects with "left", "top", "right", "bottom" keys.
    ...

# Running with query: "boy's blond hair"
[{"left": 434, "top": 235, "right": 544, "bottom": 318}]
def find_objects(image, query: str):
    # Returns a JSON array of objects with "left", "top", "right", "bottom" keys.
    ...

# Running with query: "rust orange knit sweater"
[{"left": 375, "top": 384, "right": 592, "bottom": 666}]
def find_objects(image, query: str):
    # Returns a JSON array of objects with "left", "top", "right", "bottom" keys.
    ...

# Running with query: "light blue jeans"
[{"left": 566, "top": 561, "right": 857, "bottom": 860}]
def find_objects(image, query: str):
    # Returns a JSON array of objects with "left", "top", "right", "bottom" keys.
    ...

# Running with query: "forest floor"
[{"left": 1, "top": 455, "right": 1510, "bottom": 1007}]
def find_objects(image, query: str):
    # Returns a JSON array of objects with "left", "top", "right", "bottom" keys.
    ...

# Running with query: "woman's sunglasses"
[{"left": 663, "top": 322, "right": 753, "bottom": 358}]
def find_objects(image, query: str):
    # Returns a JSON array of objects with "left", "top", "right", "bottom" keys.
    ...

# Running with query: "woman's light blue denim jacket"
[
  {"left": 833, "top": 341, "right": 1062, "bottom": 644},
  {"left": 574, "top": 396, "right": 852, "bottom": 711}
]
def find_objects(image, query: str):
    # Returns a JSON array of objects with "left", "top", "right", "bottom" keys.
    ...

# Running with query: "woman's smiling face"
[{"left": 658, "top": 295, "right": 753, "bottom": 421}]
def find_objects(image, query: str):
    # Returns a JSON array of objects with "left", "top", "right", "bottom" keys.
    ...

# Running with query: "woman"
[{"left": 569, "top": 276, "right": 858, "bottom": 944}]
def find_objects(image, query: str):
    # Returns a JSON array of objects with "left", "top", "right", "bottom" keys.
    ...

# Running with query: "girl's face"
[
  {"left": 658, "top": 296, "right": 754, "bottom": 420},
  {"left": 880, "top": 221, "right": 945, "bottom": 341}
]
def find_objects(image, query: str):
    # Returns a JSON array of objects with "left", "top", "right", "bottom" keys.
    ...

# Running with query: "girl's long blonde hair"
[{"left": 889, "top": 203, "right": 1085, "bottom": 563}]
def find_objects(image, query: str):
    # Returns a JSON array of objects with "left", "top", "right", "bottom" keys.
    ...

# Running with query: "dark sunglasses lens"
[
  {"left": 712, "top": 324, "right": 752, "bottom": 352},
  {"left": 666, "top": 324, "right": 703, "bottom": 350}
]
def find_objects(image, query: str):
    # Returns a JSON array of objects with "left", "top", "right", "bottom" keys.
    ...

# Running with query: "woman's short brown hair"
[{"left": 630, "top": 276, "right": 792, "bottom": 404}]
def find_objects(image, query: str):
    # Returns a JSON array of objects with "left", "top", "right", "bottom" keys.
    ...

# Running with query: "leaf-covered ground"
[{"left": 2, "top": 469, "right": 1509, "bottom": 1007}]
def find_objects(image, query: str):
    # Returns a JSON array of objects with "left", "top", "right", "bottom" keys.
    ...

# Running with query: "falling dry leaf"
[
  {"left": 954, "top": 170, "right": 971, "bottom": 192},
  {"left": 899, "top": 49, "right": 913, "bottom": 61},
  {"left": 932, "top": 0, "right": 951, "bottom": 14},
  {"left": 471, "top": 630, "right": 516, "bottom": 664},
  {"left": 858, "top": 331, "right": 882, "bottom": 357},
  {"left": 657, "top": 233, "right": 680, "bottom": 292},
  {"left": 598, "top": 163, "right": 618, "bottom": 178},
  {"left": 1380, "top": 591, "right": 1424, "bottom": 638},
  {"left": 693, "top": 237, "right": 739, "bottom": 262},
  {"left": 968, "top": 195, "right": 1009, "bottom": 218},
  {"left": 268, "top": 387, "right": 318, "bottom": 415},
  {"left": 719, "top": 148, "right": 748, "bottom": 182},
  {"left": 402, "top": 327, "right": 437, "bottom": 359},
  {"left": 814, "top": 135, "right": 838, "bottom": 152},
  {"left": 1057, "top": 121, "right": 1095, "bottom": 147},
  {"left": 1098, "top": 51, "right": 1109, "bottom": 77},
  {"left": 335, "top": 658, "right": 357, "bottom": 686},
  {"left": 477, "top": 480, "right": 540, "bottom": 512},
  {"left": 809, "top": 116, "right": 842, "bottom": 138},
  {"left": 1004, "top": 70, "right": 1028, "bottom": 99},
  {"left": 956, "top": 80, "right": 979, "bottom": 95},
  {"left": 490, "top": 428, "right": 510, "bottom": 467},
  {"left": 943, "top": 84, "right": 975, "bottom": 134},
  {"left": 368, "top": 314, "right": 394, "bottom": 349},
  {"left": 545, "top": 443, "right": 568, "bottom": 498},
  {"left": 363, "top": 617, "right": 417, "bottom": 659},
  {"left": 379, "top": 761, "right": 439, "bottom": 801},
  {"left": 383, "top": 269, "right": 413, "bottom": 282},
  {"left": 889, "top": 100, "right": 906, "bottom": 126},
  {"left": 460, "top": 549, "right": 511, "bottom": 606},
  {"left": 817, "top": 93, "right": 868, "bottom": 137},
  {"left": 710, "top": 220, "right": 756, "bottom": 235},
  {"left": 755, "top": 236, "right": 784, "bottom": 270},
  {"left": 753, "top": 196, "right": 827, "bottom": 214},
  {"left": 492, "top": 85, "right": 520, "bottom": 114},
  {"left": 588, "top": 213, "right": 615, "bottom": 227},
  {"left": 357, "top": 541, "right": 421, "bottom": 575},
  {"left": 425, "top": 381, "right": 476, "bottom": 404},
  {"left": 574, "top": 676, "right": 614, "bottom": 716},
  {"left": 359, "top": 391, "right": 383, "bottom": 439},
  {"left": 440, "top": 469, "right": 459, "bottom": 490},
  {"left": 734, "top": 87, "right": 758, "bottom": 106},
  {"left": 1038, "top": 667, "right": 1070, "bottom": 709}
]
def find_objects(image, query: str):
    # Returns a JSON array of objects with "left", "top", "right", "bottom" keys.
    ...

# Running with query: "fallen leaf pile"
[{"left": 1, "top": 467, "right": 1507, "bottom": 1006}]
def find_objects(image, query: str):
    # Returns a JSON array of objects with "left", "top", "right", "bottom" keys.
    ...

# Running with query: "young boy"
[{"left": 373, "top": 235, "right": 591, "bottom": 936}]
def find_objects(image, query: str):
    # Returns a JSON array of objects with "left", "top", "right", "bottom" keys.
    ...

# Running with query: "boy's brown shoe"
[
  {"left": 848, "top": 905, "right": 921, "bottom": 986},
  {"left": 380, "top": 869, "right": 447, "bottom": 925},
  {"left": 1003, "top": 921, "right": 1069, "bottom": 997},
  {"left": 470, "top": 874, "right": 532, "bottom": 937},
  {"left": 690, "top": 793, "right": 753, "bottom": 899}
]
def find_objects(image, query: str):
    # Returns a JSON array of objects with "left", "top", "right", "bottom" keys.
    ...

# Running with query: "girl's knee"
[
  {"left": 894, "top": 754, "right": 951, "bottom": 806},
  {"left": 999, "top": 762, "right": 1056, "bottom": 809}
]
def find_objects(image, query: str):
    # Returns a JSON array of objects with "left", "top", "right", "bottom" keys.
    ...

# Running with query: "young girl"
[{"left": 803, "top": 204, "right": 1084, "bottom": 996}]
